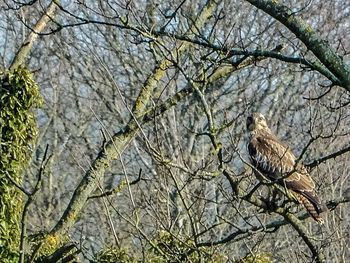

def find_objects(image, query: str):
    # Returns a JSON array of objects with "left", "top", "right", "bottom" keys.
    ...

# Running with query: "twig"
[{"left": 20, "top": 144, "right": 50, "bottom": 263}]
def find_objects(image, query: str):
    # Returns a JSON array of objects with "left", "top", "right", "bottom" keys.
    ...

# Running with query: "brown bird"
[{"left": 246, "top": 112, "right": 324, "bottom": 223}]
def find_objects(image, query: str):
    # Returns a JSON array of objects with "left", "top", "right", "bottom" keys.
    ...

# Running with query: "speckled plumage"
[{"left": 246, "top": 113, "right": 324, "bottom": 223}]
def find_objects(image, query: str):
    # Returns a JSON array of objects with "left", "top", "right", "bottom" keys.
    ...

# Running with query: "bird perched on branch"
[{"left": 246, "top": 112, "right": 325, "bottom": 223}]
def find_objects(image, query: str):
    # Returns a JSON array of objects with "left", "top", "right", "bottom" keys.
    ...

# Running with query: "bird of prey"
[{"left": 246, "top": 112, "right": 324, "bottom": 223}]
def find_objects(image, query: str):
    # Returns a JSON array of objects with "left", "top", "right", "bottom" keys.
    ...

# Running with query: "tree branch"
[
  {"left": 306, "top": 144, "right": 350, "bottom": 169},
  {"left": 9, "top": 1, "right": 59, "bottom": 70},
  {"left": 244, "top": 0, "right": 350, "bottom": 90},
  {"left": 25, "top": 2, "right": 340, "bottom": 86},
  {"left": 46, "top": 0, "right": 218, "bottom": 240},
  {"left": 222, "top": 171, "right": 327, "bottom": 263}
]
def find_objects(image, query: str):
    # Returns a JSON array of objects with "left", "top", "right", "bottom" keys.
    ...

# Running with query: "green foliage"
[
  {"left": 93, "top": 230, "right": 227, "bottom": 263},
  {"left": 235, "top": 252, "right": 272, "bottom": 263},
  {"left": 149, "top": 230, "right": 226, "bottom": 262},
  {"left": 0, "top": 67, "right": 42, "bottom": 262},
  {"left": 94, "top": 247, "right": 138, "bottom": 263},
  {"left": 149, "top": 230, "right": 197, "bottom": 262}
]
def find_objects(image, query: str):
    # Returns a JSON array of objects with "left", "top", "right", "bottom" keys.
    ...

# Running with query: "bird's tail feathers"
[{"left": 298, "top": 194, "right": 325, "bottom": 224}]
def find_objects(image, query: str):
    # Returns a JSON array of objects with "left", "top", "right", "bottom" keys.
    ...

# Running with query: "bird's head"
[{"left": 246, "top": 112, "right": 269, "bottom": 132}]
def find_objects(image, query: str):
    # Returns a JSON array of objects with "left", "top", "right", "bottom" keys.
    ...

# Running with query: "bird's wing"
[
  {"left": 284, "top": 170, "right": 323, "bottom": 213},
  {"left": 248, "top": 132, "right": 296, "bottom": 178}
]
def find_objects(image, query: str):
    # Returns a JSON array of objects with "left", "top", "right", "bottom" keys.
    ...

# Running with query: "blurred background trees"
[{"left": 0, "top": 0, "right": 349, "bottom": 262}]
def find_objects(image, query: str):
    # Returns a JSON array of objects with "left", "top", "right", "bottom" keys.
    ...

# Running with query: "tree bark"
[
  {"left": 9, "top": 1, "right": 59, "bottom": 71},
  {"left": 245, "top": 0, "right": 350, "bottom": 90},
  {"left": 48, "top": 0, "right": 218, "bottom": 239}
]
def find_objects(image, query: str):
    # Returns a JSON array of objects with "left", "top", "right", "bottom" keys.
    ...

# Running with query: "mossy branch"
[
  {"left": 245, "top": 0, "right": 350, "bottom": 90},
  {"left": 46, "top": 0, "right": 218, "bottom": 242}
]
